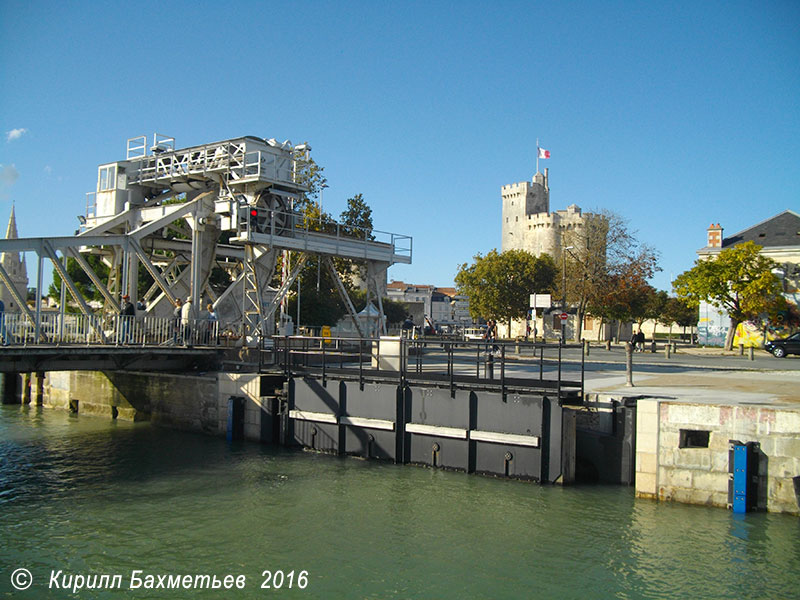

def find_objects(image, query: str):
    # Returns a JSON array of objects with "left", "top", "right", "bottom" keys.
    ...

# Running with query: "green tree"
[
  {"left": 292, "top": 143, "right": 327, "bottom": 209},
  {"left": 285, "top": 193, "right": 388, "bottom": 329},
  {"left": 660, "top": 296, "right": 697, "bottom": 341},
  {"left": 455, "top": 249, "right": 557, "bottom": 335},
  {"left": 673, "top": 241, "right": 784, "bottom": 350},
  {"left": 641, "top": 288, "right": 668, "bottom": 338},
  {"left": 285, "top": 255, "right": 349, "bottom": 329},
  {"left": 340, "top": 193, "right": 373, "bottom": 240}
]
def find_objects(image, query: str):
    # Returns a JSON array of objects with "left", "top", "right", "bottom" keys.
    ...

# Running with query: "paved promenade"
[
  {"left": 433, "top": 340, "right": 800, "bottom": 408},
  {"left": 523, "top": 343, "right": 800, "bottom": 407}
]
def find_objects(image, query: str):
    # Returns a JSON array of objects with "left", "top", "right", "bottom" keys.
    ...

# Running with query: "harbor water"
[{"left": 1, "top": 405, "right": 798, "bottom": 599}]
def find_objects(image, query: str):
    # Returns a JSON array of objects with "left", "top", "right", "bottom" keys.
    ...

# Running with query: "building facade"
[{"left": 386, "top": 281, "right": 472, "bottom": 328}]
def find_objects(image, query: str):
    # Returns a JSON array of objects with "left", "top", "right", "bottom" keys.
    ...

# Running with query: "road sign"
[
  {"left": 530, "top": 294, "right": 552, "bottom": 309},
  {"left": 560, "top": 312, "right": 568, "bottom": 321}
]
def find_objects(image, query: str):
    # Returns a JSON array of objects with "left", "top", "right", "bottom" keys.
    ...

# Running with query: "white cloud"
[{"left": 6, "top": 128, "right": 28, "bottom": 142}]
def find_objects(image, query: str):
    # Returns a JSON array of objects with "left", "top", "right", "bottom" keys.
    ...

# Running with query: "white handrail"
[{"left": 0, "top": 313, "right": 224, "bottom": 348}]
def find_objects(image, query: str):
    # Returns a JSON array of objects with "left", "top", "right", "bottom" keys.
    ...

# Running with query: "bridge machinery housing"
[{"left": 5, "top": 134, "right": 411, "bottom": 345}]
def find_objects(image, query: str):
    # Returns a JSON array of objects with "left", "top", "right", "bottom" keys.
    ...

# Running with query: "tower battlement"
[{"left": 501, "top": 169, "right": 593, "bottom": 258}]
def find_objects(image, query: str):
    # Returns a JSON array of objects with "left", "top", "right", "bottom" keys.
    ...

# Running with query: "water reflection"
[{"left": 1, "top": 405, "right": 799, "bottom": 599}]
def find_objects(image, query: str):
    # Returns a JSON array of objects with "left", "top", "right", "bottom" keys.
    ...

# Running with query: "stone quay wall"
[
  {"left": 636, "top": 398, "right": 800, "bottom": 515},
  {"left": 44, "top": 370, "right": 271, "bottom": 442}
]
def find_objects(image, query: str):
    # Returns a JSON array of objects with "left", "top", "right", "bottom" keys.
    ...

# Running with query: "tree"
[
  {"left": 660, "top": 296, "right": 697, "bottom": 341},
  {"left": 642, "top": 288, "right": 669, "bottom": 338},
  {"left": 335, "top": 193, "right": 375, "bottom": 285},
  {"left": 292, "top": 143, "right": 327, "bottom": 209},
  {"left": 285, "top": 193, "right": 389, "bottom": 329},
  {"left": 455, "top": 249, "right": 557, "bottom": 335},
  {"left": 285, "top": 255, "right": 350, "bottom": 329},
  {"left": 673, "top": 241, "right": 784, "bottom": 350},
  {"left": 340, "top": 193, "right": 373, "bottom": 240},
  {"left": 561, "top": 210, "right": 660, "bottom": 339}
]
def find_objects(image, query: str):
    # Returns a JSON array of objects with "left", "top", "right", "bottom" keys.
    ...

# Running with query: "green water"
[{"left": 1, "top": 405, "right": 798, "bottom": 599}]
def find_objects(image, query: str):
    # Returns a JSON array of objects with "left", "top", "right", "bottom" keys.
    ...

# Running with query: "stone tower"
[
  {"left": 0, "top": 206, "right": 29, "bottom": 312},
  {"left": 501, "top": 169, "right": 594, "bottom": 258}
]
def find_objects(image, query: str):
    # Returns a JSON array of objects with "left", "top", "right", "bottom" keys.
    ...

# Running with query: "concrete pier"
[{"left": 43, "top": 370, "right": 277, "bottom": 442}]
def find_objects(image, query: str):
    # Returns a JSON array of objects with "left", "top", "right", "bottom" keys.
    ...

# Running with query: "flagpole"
[{"left": 536, "top": 138, "right": 539, "bottom": 174}]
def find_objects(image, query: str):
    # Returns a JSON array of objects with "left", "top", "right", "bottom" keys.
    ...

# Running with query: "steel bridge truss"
[{"left": 1, "top": 136, "right": 412, "bottom": 346}]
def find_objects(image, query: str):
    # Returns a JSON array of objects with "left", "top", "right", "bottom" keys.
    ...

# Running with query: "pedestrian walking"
[{"left": 119, "top": 294, "right": 135, "bottom": 343}]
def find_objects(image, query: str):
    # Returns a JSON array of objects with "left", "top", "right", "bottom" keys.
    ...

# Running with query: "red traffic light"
[{"left": 250, "top": 209, "right": 258, "bottom": 217}]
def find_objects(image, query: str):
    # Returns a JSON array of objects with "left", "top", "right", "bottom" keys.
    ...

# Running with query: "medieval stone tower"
[
  {"left": 0, "top": 206, "right": 29, "bottom": 312},
  {"left": 501, "top": 169, "right": 593, "bottom": 258}
]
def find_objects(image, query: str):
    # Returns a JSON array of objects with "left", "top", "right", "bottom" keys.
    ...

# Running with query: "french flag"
[{"left": 538, "top": 147, "right": 551, "bottom": 159}]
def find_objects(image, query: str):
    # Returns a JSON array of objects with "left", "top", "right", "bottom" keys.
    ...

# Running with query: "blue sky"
[{"left": 1, "top": 0, "right": 798, "bottom": 293}]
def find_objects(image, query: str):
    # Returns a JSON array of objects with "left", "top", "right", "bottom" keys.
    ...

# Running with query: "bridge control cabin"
[{"left": 86, "top": 134, "right": 307, "bottom": 232}]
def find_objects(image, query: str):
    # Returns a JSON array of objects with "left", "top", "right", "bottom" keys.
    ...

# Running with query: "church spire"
[{"left": 5, "top": 204, "right": 19, "bottom": 240}]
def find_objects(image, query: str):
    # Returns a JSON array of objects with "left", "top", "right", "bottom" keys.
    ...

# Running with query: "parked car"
[{"left": 765, "top": 332, "right": 800, "bottom": 358}]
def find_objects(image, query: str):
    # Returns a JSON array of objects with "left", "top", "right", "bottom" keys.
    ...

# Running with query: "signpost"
[
  {"left": 530, "top": 294, "right": 552, "bottom": 309},
  {"left": 529, "top": 294, "right": 552, "bottom": 342}
]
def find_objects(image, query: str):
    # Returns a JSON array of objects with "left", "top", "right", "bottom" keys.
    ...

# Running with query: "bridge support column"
[
  {"left": 35, "top": 371, "right": 44, "bottom": 405},
  {"left": 22, "top": 373, "right": 31, "bottom": 404},
  {"left": 1, "top": 373, "right": 19, "bottom": 404}
]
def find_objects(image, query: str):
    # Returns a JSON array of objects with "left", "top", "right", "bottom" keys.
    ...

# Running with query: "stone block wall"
[
  {"left": 45, "top": 370, "right": 220, "bottom": 431},
  {"left": 636, "top": 399, "right": 800, "bottom": 515},
  {"left": 45, "top": 370, "right": 272, "bottom": 442}
]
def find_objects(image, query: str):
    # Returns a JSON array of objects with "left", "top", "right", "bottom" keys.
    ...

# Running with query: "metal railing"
[
  {"left": 239, "top": 206, "right": 412, "bottom": 263},
  {"left": 270, "top": 335, "right": 585, "bottom": 402},
  {"left": 0, "top": 313, "right": 236, "bottom": 348},
  {"left": 126, "top": 141, "right": 295, "bottom": 188}
]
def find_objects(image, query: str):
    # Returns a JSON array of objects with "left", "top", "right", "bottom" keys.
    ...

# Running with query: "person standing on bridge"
[
  {"left": 205, "top": 303, "right": 217, "bottom": 345},
  {"left": 119, "top": 294, "right": 135, "bottom": 343},
  {"left": 172, "top": 298, "right": 183, "bottom": 345},
  {"left": 181, "top": 297, "right": 195, "bottom": 346}
]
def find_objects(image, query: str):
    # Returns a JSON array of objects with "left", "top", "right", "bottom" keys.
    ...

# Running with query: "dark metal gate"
[{"left": 276, "top": 336, "right": 583, "bottom": 484}]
